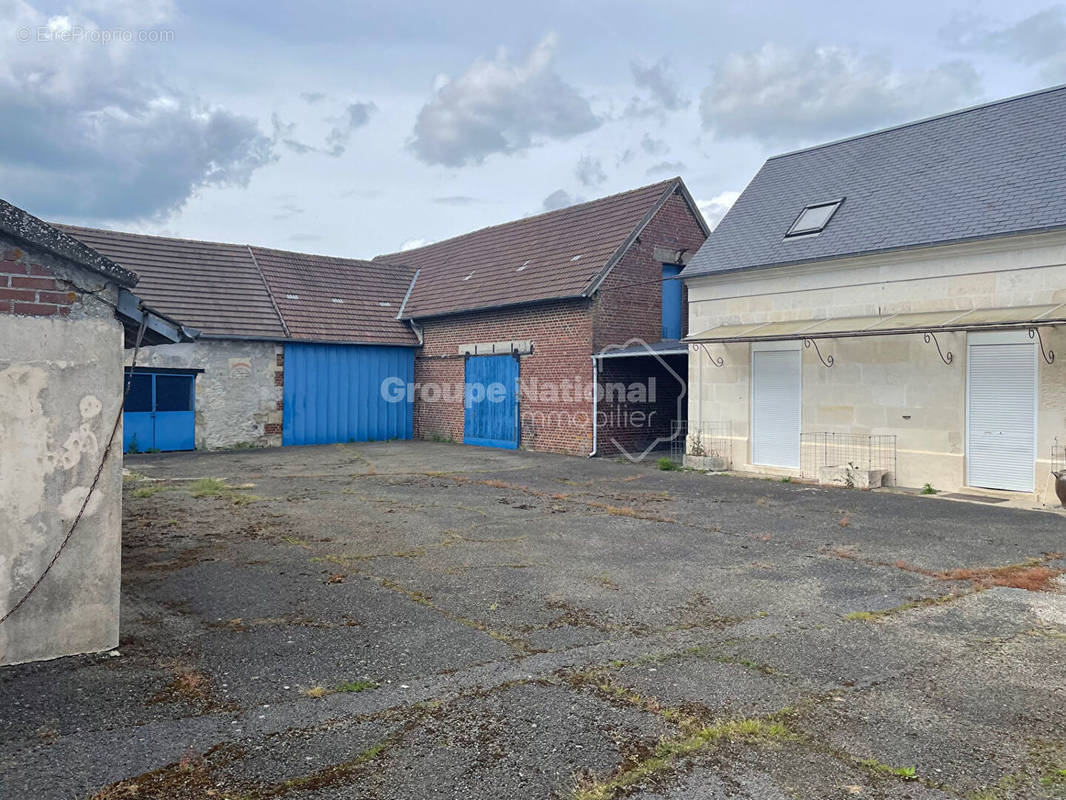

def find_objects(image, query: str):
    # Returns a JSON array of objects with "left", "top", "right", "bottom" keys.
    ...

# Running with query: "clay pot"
[{"left": 1054, "top": 471, "right": 1066, "bottom": 508}]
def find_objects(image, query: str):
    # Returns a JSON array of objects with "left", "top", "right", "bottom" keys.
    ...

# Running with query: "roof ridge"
[
  {"left": 768, "top": 83, "right": 1066, "bottom": 161},
  {"left": 375, "top": 177, "right": 679, "bottom": 260},
  {"left": 53, "top": 222, "right": 253, "bottom": 250}
]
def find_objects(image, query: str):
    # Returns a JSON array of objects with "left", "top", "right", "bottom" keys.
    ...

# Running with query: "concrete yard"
[{"left": 2, "top": 442, "right": 1066, "bottom": 799}]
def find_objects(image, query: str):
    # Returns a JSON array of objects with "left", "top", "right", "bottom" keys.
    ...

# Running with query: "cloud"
[
  {"left": 700, "top": 43, "right": 982, "bottom": 145},
  {"left": 325, "top": 101, "right": 377, "bottom": 157},
  {"left": 0, "top": 1, "right": 274, "bottom": 221},
  {"left": 944, "top": 7, "right": 1066, "bottom": 83},
  {"left": 575, "top": 155, "right": 606, "bottom": 186},
  {"left": 399, "top": 237, "right": 430, "bottom": 251},
  {"left": 645, "top": 160, "right": 686, "bottom": 176},
  {"left": 697, "top": 191, "right": 741, "bottom": 230},
  {"left": 410, "top": 33, "right": 600, "bottom": 166},
  {"left": 541, "top": 189, "right": 585, "bottom": 211},
  {"left": 626, "top": 57, "right": 688, "bottom": 116},
  {"left": 300, "top": 91, "right": 328, "bottom": 104},
  {"left": 433, "top": 195, "right": 479, "bottom": 205},
  {"left": 640, "top": 134, "right": 668, "bottom": 155}
]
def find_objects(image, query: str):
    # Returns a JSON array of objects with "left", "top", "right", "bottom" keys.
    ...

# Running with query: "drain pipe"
[{"left": 588, "top": 354, "right": 598, "bottom": 457}]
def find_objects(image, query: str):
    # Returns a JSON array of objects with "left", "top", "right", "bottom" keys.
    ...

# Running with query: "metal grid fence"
[
  {"left": 800, "top": 432, "right": 897, "bottom": 484},
  {"left": 1052, "top": 438, "right": 1066, "bottom": 474},
  {"left": 671, "top": 420, "right": 732, "bottom": 469}
]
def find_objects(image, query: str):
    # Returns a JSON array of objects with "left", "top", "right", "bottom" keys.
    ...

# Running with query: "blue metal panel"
[
  {"left": 661, "top": 263, "right": 683, "bottom": 340},
  {"left": 463, "top": 355, "right": 519, "bottom": 449},
  {"left": 154, "top": 411, "right": 196, "bottom": 451},
  {"left": 282, "top": 343, "right": 415, "bottom": 446},
  {"left": 123, "top": 412, "right": 155, "bottom": 453}
]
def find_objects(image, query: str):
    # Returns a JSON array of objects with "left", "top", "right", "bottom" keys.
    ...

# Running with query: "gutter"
[{"left": 117, "top": 288, "right": 199, "bottom": 344}]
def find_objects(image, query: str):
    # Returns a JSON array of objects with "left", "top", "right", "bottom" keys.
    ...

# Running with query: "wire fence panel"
[
  {"left": 800, "top": 432, "right": 897, "bottom": 485},
  {"left": 671, "top": 420, "right": 732, "bottom": 469}
]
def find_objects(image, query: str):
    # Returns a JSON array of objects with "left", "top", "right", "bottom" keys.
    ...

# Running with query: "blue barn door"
[
  {"left": 123, "top": 370, "right": 196, "bottom": 453},
  {"left": 464, "top": 355, "right": 519, "bottom": 449},
  {"left": 283, "top": 343, "right": 415, "bottom": 446}
]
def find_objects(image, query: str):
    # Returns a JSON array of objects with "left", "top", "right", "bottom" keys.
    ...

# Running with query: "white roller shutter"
[
  {"left": 967, "top": 335, "right": 1036, "bottom": 492},
  {"left": 751, "top": 345, "right": 801, "bottom": 468}
]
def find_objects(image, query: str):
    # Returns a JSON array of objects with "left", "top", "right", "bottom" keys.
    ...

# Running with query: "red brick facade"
[
  {"left": 413, "top": 189, "right": 708, "bottom": 456},
  {"left": 0, "top": 248, "right": 79, "bottom": 317},
  {"left": 415, "top": 300, "right": 594, "bottom": 455}
]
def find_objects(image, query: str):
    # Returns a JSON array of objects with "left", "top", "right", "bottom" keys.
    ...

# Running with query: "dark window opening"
[
  {"left": 125, "top": 373, "right": 153, "bottom": 413},
  {"left": 155, "top": 375, "right": 195, "bottom": 412}
]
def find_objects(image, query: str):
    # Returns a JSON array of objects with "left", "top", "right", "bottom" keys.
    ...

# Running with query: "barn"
[{"left": 59, "top": 226, "right": 420, "bottom": 451}]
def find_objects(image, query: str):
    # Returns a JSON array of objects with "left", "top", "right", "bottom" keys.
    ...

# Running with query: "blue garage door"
[
  {"left": 464, "top": 354, "right": 519, "bottom": 449},
  {"left": 283, "top": 343, "right": 414, "bottom": 446},
  {"left": 123, "top": 370, "right": 196, "bottom": 453}
]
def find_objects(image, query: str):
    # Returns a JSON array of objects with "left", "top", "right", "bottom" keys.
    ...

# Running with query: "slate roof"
[
  {"left": 684, "top": 85, "right": 1066, "bottom": 278},
  {"left": 0, "top": 200, "right": 137, "bottom": 287},
  {"left": 376, "top": 178, "right": 701, "bottom": 319},
  {"left": 58, "top": 225, "right": 418, "bottom": 345}
]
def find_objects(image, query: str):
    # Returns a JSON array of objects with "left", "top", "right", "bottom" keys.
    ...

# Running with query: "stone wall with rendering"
[
  {"left": 0, "top": 237, "right": 124, "bottom": 666},
  {"left": 130, "top": 339, "right": 284, "bottom": 449}
]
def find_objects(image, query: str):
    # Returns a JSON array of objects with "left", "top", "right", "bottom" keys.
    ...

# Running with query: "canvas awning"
[{"left": 686, "top": 304, "right": 1066, "bottom": 343}]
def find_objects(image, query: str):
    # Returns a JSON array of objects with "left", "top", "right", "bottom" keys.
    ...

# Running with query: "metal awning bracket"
[
  {"left": 689, "top": 342, "right": 725, "bottom": 367},
  {"left": 803, "top": 338, "right": 834, "bottom": 368},
  {"left": 923, "top": 332, "right": 954, "bottom": 365},
  {"left": 1030, "top": 327, "right": 1055, "bottom": 365}
]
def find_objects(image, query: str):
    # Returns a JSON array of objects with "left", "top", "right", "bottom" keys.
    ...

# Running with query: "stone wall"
[
  {"left": 130, "top": 339, "right": 284, "bottom": 449},
  {"left": 0, "top": 236, "right": 124, "bottom": 665},
  {"left": 686, "top": 230, "right": 1066, "bottom": 503}
]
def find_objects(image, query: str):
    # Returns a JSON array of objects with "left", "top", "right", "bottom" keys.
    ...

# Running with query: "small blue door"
[
  {"left": 464, "top": 355, "right": 519, "bottom": 449},
  {"left": 123, "top": 370, "right": 196, "bottom": 453}
]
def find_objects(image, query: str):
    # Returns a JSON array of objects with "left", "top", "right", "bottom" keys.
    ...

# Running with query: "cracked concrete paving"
[{"left": 1, "top": 442, "right": 1065, "bottom": 799}]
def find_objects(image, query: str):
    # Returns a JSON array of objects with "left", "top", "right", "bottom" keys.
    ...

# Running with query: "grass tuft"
[{"left": 657, "top": 457, "right": 680, "bottom": 471}]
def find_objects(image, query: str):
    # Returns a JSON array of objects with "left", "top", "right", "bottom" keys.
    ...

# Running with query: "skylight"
[{"left": 786, "top": 199, "right": 843, "bottom": 238}]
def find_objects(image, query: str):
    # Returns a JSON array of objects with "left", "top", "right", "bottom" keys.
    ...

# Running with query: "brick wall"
[
  {"left": 597, "top": 353, "right": 688, "bottom": 458},
  {"left": 592, "top": 191, "right": 707, "bottom": 350},
  {"left": 415, "top": 299, "right": 595, "bottom": 455},
  {"left": 0, "top": 247, "right": 79, "bottom": 317}
]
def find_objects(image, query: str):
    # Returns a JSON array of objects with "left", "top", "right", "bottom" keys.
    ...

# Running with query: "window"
[
  {"left": 661, "top": 263, "right": 683, "bottom": 340},
  {"left": 786, "top": 199, "right": 843, "bottom": 238}
]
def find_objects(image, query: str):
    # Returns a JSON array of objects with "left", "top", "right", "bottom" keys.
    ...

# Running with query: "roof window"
[{"left": 786, "top": 199, "right": 843, "bottom": 238}]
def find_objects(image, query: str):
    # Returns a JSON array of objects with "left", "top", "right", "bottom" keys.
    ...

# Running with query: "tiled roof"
[
  {"left": 684, "top": 85, "right": 1066, "bottom": 279},
  {"left": 376, "top": 178, "right": 690, "bottom": 318},
  {"left": 250, "top": 246, "right": 418, "bottom": 345},
  {"left": 57, "top": 225, "right": 417, "bottom": 344}
]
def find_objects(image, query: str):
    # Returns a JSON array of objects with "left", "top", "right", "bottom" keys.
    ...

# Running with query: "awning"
[
  {"left": 595, "top": 340, "right": 689, "bottom": 359},
  {"left": 686, "top": 303, "right": 1066, "bottom": 343}
]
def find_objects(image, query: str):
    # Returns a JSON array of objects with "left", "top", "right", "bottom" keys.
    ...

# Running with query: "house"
[
  {"left": 683, "top": 86, "right": 1066, "bottom": 503},
  {"left": 1, "top": 199, "right": 190, "bottom": 666},
  {"left": 57, "top": 226, "right": 420, "bottom": 451},
  {"left": 376, "top": 177, "right": 709, "bottom": 457}
]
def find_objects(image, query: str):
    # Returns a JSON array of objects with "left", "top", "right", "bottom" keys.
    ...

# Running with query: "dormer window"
[{"left": 786, "top": 199, "right": 843, "bottom": 238}]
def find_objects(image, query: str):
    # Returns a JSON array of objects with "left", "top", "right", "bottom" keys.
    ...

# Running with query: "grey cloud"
[
  {"left": 410, "top": 33, "right": 601, "bottom": 167},
  {"left": 945, "top": 7, "right": 1066, "bottom": 82},
  {"left": 700, "top": 43, "right": 982, "bottom": 146},
  {"left": 0, "top": 4, "right": 274, "bottom": 221},
  {"left": 542, "top": 189, "right": 585, "bottom": 211},
  {"left": 640, "top": 134, "right": 668, "bottom": 155},
  {"left": 645, "top": 160, "right": 686, "bottom": 176},
  {"left": 433, "top": 195, "right": 480, "bottom": 206},
  {"left": 300, "top": 91, "right": 328, "bottom": 104},
  {"left": 575, "top": 155, "right": 606, "bottom": 186},
  {"left": 626, "top": 58, "right": 689, "bottom": 117},
  {"left": 325, "top": 102, "right": 378, "bottom": 157}
]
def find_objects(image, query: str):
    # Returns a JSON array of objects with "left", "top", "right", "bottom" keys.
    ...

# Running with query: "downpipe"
[{"left": 588, "top": 354, "right": 598, "bottom": 457}]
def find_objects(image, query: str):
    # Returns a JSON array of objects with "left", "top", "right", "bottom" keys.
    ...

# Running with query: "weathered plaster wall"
[
  {"left": 0, "top": 239, "right": 124, "bottom": 666},
  {"left": 129, "top": 339, "right": 284, "bottom": 449},
  {"left": 686, "top": 231, "right": 1066, "bottom": 503}
]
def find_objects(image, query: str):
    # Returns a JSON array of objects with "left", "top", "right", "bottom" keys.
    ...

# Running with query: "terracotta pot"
[{"left": 1054, "top": 471, "right": 1066, "bottom": 508}]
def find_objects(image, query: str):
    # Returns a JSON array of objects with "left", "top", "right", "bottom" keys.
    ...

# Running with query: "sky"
[{"left": 2, "top": 0, "right": 1065, "bottom": 259}]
